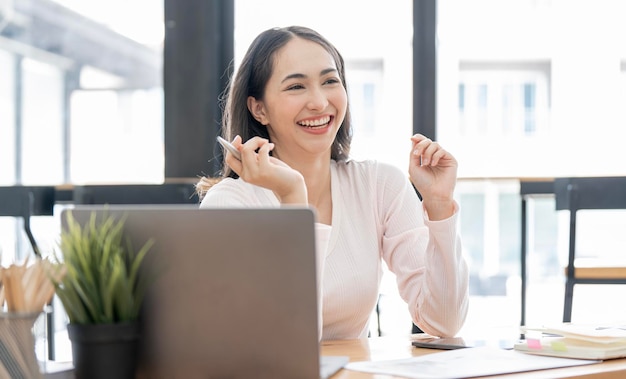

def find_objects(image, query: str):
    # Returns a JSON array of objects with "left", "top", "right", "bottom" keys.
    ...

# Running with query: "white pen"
[{"left": 216, "top": 136, "right": 242, "bottom": 161}]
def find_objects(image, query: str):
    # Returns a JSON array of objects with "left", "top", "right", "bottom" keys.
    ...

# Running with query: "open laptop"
[{"left": 62, "top": 205, "right": 347, "bottom": 379}]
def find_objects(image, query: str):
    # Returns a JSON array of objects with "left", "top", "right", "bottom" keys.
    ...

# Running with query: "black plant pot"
[{"left": 67, "top": 322, "right": 140, "bottom": 379}]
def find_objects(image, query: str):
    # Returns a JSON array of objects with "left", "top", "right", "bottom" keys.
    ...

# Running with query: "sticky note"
[
  {"left": 527, "top": 338, "right": 542, "bottom": 349},
  {"left": 551, "top": 341, "right": 568, "bottom": 352}
]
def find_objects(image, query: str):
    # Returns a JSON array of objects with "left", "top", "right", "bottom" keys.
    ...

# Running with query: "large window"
[
  {"left": 0, "top": 50, "right": 16, "bottom": 185},
  {"left": 0, "top": 0, "right": 164, "bottom": 360},
  {"left": 0, "top": 0, "right": 164, "bottom": 185},
  {"left": 439, "top": 0, "right": 626, "bottom": 179},
  {"left": 69, "top": 88, "right": 164, "bottom": 183},
  {"left": 21, "top": 59, "right": 65, "bottom": 184},
  {"left": 440, "top": 0, "right": 626, "bottom": 329}
]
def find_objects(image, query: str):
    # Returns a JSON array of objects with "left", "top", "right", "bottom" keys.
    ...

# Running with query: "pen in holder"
[
  {"left": 0, "top": 258, "right": 62, "bottom": 379},
  {"left": 0, "top": 312, "right": 43, "bottom": 379}
]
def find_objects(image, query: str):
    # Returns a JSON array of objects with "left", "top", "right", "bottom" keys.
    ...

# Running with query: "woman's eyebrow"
[
  {"left": 281, "top": 68, "right": 338, "bottom": 83},
  {"left": 281, "top": 73, "right": 306, "bottom": 83}
]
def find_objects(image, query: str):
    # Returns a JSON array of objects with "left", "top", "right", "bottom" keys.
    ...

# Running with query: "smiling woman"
[
  {"left": 198, "top": 25, "right": 469, "bottom": 341},
  {"left": 245, "top": 37, "right": 348, "bottom": 163}
]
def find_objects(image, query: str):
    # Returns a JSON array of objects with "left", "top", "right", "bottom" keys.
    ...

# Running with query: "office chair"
[
  {"left": 0, "top": 186, "right": 55, "bottom": 257},
  {"left": 0, "top": 185, "right": 56, "bottom": 359},
  {"left": 555, "top": 177, "right": 626, "bottom": 323}
]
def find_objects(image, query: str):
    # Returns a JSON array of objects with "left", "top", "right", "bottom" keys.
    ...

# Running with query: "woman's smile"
[
  {"left": 297, "top": 115, "right": 331, "bottom": 128},
  {"left": 297, "top": 115, "right": 334, "bottom": 135}
]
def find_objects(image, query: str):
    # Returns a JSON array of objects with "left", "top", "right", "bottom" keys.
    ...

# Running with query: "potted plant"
[{"left": 51, "top": 209, "right": 155, "bottom": 379}]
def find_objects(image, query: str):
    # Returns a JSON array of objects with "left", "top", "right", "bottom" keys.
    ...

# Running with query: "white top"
[{"left": 200, "top": 159, "right": 469, "bottom": 340}]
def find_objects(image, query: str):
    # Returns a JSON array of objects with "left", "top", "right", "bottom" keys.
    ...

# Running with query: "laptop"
[{"left": 62, "top": 205, "right": 347, "bottom": 379}]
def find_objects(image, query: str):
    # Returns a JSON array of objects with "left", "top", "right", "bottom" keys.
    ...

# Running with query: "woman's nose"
[{"left": 306, "top": 86, "right": 328, "bottom": 110}]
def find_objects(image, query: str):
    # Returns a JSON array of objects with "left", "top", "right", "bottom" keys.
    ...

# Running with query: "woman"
[{"left": 198, "top": 25, "right": 468, "bottom": 340}]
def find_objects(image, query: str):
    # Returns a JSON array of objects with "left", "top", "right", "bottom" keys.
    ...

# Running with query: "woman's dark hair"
[{"left": 220, "top": 25, "right": 353, "bottom": 178}]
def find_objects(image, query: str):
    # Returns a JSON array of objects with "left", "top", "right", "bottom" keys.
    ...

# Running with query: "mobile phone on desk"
[
  {"left": 412, "top": 337, "right": 517, "bottom": 350},
  {"left": 412, "top": 337, "right": 471, "bottom": 350},
  {"left": 217, "top": 136, "right": 242, "bottom": 161}
]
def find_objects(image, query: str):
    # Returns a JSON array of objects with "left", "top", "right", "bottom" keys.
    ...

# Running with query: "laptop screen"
[{"left": 63, "top": 206, "right": 322, "bottom": 378}]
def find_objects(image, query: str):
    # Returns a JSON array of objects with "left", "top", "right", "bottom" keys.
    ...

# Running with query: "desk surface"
[{"left": 321, "top": 334, "right": 626, "bottom": 379}]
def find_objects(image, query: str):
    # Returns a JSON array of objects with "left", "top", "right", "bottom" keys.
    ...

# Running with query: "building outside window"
[{"left": 457, "top": 64, "right": 549, "bottom": 138}]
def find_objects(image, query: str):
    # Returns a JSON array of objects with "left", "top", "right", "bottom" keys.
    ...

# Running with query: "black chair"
[
  {"left": 0, "top": 186, "right": 55, "bottom": 257},
  {"left": 555, "top": 177, "right": 626, "bottom": 323},
  {"left": 0, "top": 185, "right": 56, "bottom": 359}
]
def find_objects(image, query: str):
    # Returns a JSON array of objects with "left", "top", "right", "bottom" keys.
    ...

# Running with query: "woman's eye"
[
  {"left": 286, "top": 84, "right": 304, "bottom": 91},
  {"left": 324, "top": 78, "right": 340, "bottom": 85}
]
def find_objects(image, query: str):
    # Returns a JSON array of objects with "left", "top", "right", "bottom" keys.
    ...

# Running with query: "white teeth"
[{"left": 298, "top": 116, "right": 330, "bottom": 128}]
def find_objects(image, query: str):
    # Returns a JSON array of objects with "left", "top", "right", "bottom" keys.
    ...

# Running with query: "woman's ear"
[{"left": 247, "top": 96, "right": 269, "bottom": 125}]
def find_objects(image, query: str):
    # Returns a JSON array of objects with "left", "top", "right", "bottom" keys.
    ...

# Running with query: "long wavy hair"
[{"left": 220, "top": 25, "right": 353, "bottom": 179}]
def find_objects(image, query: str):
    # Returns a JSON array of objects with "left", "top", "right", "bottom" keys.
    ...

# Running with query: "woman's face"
[{"left": 247, "top": 37, "right": 348, "bottom": 162}]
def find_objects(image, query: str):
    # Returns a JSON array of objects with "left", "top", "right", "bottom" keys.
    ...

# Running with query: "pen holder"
[{"left": 0, "top": 312, "right": 43, "bottom": 379}]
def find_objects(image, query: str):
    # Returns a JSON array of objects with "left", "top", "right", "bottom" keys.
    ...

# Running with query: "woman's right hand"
[{"left": 225, "top": 136, "right": 307, "bottom": 205}]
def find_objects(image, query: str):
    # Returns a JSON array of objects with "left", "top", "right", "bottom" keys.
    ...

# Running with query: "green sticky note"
[{"left": 551, "top": 341, "right": 568, "bottom": 352}]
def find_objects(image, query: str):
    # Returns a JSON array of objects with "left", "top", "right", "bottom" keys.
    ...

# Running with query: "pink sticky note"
[{"left": 527, "top": 338, "right": 542, "bottom": 349}]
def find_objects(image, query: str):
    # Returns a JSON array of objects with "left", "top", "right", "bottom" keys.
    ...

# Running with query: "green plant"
[{"left": 52, "top": 210, "right": 154, "bottom": 325}]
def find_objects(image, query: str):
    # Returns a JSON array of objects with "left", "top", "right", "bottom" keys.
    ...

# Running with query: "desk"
[{"left": 322, "top": 334, "right": 626, "bottom": 378}]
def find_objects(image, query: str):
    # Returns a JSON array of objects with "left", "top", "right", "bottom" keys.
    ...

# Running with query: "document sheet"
[{"left": 345, "top": 346, "right": 599, "bottom": 379}]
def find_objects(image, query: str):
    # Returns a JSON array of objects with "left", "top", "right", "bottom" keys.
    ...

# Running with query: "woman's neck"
[{"left": 286, "top": 157, "right": 332, "bottom": 224}]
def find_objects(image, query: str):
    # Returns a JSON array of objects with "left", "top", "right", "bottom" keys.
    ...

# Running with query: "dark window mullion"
[
  {"left": 413, "top": 0, "right": 437, "bottom": 139},
  {"left": 15, "top": 55, "right": 23, "bottom": 184}
]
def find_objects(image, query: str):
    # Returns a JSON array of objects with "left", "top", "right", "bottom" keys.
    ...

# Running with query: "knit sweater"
[{"left": 199, "top": 159, "right": 469, "bottom": 340}]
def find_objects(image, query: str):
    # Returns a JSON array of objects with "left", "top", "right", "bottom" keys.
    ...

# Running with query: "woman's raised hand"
[
  {"left": 408, "top": 134, "right": 458, "bottom": 220},
  {"left": 225, "top": 136, "right": 307, "bottom": 205}
]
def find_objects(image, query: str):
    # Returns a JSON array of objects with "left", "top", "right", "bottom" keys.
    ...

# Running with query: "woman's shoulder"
[
  {"left": 199, "top": 177, "right": 276, "bottom": 207},
  {"left": 196, "top": 177, "right": 239, "bottom": 197},
  {"left": 206, "top": 177, "right": 264, "bottom": 196}
]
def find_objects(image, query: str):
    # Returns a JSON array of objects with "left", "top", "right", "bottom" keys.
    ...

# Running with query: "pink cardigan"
[{"left": 200, "top": 159, "right": 469, "bottom": 340}]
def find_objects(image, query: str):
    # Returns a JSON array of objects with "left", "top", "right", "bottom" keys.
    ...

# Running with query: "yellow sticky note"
[{"left": 551, "top": 340, "right": 568, "bottom": 352}]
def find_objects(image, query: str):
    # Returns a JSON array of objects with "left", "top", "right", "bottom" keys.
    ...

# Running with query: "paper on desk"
[
  {"left": 345, "top": 346, "right": 599, "bottom": 379},
  {"left": 521, "top": 323, "right": 626, "bottom": 344}
]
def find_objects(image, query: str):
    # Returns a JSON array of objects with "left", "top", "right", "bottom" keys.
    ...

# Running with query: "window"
[
  {"left": 457, "top": 63, "right": 550, "bottom": 138},
  {"left": 21, "top": 59, "right": 64, "bottom": 184},
  {"left": 0, "top": 50, "right": 16, "bottom": 185},
  {"left": 346, "top": 60, "right": 384, "bottom": 161},
  {"left": 523, "top": 82, "right": 536, "bottom": 133},
  {"left": 441, "top": 0, "right": 626, "bottom": 329},
  {"left": 621, "top": 61, "right": 626, "bottom": 127},
  {"left": 0, "top": 1, "right": 164, "bottom": 360},
  {"left": 349, "top": 73, "right": 378, "bottom": 134},
  {"left": 0, "top": 0, "right": 164, "bottom": 185}
]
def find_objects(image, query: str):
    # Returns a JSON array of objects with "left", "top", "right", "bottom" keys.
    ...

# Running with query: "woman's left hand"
[{"left": 408, "top": 134, "right": 458, "bottom": 220}]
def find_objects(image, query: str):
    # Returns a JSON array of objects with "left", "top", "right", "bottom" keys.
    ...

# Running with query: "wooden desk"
[{"left": 322, "top": 334, "right": 626, "bottom": 378}]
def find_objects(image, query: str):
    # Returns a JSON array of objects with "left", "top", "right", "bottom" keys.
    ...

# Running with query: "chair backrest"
[
  {"left": 555, "top": 177, "right": 626, "bottom": 212},
  {"left": 0, "top": 186, "right": 55, "bottom": 217},
  {"left": 0, "top": 186, "right": 55, "bottom": 257}
]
